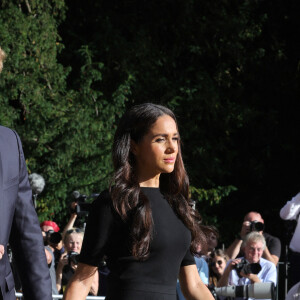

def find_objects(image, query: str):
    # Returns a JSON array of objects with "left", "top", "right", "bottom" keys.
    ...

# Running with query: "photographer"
[
  {"left": 40, "top": 220, "right": 62, "bottom": 296},
  {"left": 60, "top": 191, "right": 95, "bottom": 241},
  {"left": 56, "top": 228, "right": 99, "bottom": 295},
  {"left": 226, "top": 211, "right": 281, "bottom": 266},
  {"left": 219, "top": 232, "right": 277, "bottom": 300}
]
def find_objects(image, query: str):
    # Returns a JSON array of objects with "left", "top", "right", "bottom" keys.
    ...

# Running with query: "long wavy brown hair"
[{"left": 110, "top": 103, "right": 210, "bottom": 260}]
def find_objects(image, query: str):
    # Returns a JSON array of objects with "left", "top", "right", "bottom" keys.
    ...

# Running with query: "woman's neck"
[{"left": 138, "top": 174, "right": 160, "bottom": 187}]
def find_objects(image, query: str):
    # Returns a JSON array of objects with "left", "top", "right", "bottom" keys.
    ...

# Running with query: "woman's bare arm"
[
  {"left": 89, "top": 270, "right": 99, "bottom": 296},
  {"left": 179, "top": 264, "right": 214, "bottom": 300},
  {"left": 63, "top": 263, "right": 98, "bottom": 300}
]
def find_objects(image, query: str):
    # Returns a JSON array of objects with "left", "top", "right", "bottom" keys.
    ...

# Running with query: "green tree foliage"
[{"left": 0, "top": 1, "right": 132, "bottom": 224}]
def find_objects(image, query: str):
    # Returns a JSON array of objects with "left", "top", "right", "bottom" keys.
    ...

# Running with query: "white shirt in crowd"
[
  {"left": 286, "top": 281, "right": 300, "bottom": 300},
  {"left": 280, "top": 192, "right": 300, "bottom": 253},
  {"left": 225, "top": 257, "right": 277, "bottom": 300}
]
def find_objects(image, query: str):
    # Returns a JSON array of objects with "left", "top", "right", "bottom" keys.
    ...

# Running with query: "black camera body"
[
  {"left": 234, "top": 258, "right": 262, "bottom": 278},
  {"left": 75, "top": 194, "right": 91, "bottom": 216},
  {"left": 45, "top": 230, "right": 62, "bottom": 245},
  {"left": 67, "top": 251, "right": 80, "bottom": 265},
  {"left": 250, "top": 221, "right": 265, "bottom": 232},
  {"left": 71, "top": 191, "right": 98, "bottom": 217}
]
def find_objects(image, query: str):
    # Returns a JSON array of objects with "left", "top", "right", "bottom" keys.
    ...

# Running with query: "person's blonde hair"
[
  {"left": 63, "top": 227, "right": 84, "bottom": 245},
  {"left": 0, "top": 47, "right": 6, "bottom": 73}
]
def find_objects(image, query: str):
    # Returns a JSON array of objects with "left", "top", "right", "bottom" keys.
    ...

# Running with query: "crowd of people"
[
  {"left": 9, "top": 203, "right": 299, "bottom": 300},
  {"left": 177, "top": 201, "right": 300, "bottom": 300},
  {"left": 32, "top": 206, "right": 300, "bottom": 300},
  {"left": 34, "top": 203, "right": 109, "bottom": 298},
  {"left": 7, "top": 199, "right": 109, "bottom": 299},
  {"left": 176, "top": 213, "right": 280, "bottom": 300}
]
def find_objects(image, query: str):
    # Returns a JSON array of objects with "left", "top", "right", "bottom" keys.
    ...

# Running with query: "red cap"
[{"left": 40, "top": 221, "right": 60, "bottom": 232}]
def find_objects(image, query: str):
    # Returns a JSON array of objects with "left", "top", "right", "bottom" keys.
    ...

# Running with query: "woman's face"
[
  {"left": 207, "top": 233, "right": 218, "bottom": 252},
  {"left": 211, "top": 255, "right": 227, "bottom": 276},
  {"left": 65, "top": 233, "right": 83, "bottom": 253},
  {"left": 132, "top": 114, "right": 179, "bottom": 184}
]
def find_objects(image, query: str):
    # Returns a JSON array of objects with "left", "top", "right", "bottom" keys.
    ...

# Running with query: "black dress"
[{"left": 79, "top": 187, "right": 195, "bottom": 300}]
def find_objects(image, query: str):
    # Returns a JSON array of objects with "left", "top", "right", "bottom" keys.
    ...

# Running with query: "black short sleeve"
[
  {"left": 180, "top": 248, "right": 196, "bottom": 267},
  {"left": 79, "top": 190, "right": 115, "bottom": 267}
]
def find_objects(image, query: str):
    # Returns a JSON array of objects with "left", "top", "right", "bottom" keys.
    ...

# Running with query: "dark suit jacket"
[{"left": 0, "top": 126, "right": 52, "bottom": 300}]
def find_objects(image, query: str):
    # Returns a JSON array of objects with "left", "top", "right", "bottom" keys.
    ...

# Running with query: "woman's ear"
[{"left": 130, "top": 140, "right": 138, "bottom": 155}]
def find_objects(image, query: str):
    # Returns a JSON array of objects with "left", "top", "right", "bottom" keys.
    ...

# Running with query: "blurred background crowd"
[{"left": 8, "top": 189, "right": 300, "bottom": 300}]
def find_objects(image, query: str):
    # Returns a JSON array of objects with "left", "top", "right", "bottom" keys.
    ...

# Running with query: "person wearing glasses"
[
  {"left": 40, "top": 220, "right": 61, "bottom": 297},
  {"left": 63, "top": 103, "right": 214, "bottom": 300},
  {"left": 225, "top": 211, "right": 281, "bottom": 266},
  {"left": 218, "top": 232, "right": 277, "bottom": 300},
  {"left": 56, "top": 228, "right": 99, "bottom": 295},
  {"left": 209, "top": 249, "right": 229, "bottom": 288}
]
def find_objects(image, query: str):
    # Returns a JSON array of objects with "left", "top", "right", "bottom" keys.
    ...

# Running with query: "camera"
[
  {"left": 250, "top": 221, "right": 265, "bottom": 232},
  {"left": 75, "top": 194, "right": 91, "bottom": 217},
  {"left": 45, "top": 230, "right": 62, "bottom": 245},
  {"left": 71, "top": 191, "right": 99, "bottom": 217},
  {"left": 67, "top": 251, "right": 80, "bottom": 265},
  {"left": 234, "top": 258, "right": 262, "bottom": 277},
  {"left": 214, "top": 282, "right": 275, "bottom": 299}
]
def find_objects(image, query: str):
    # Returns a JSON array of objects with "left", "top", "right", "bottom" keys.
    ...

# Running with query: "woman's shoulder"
[
  {"left": 92, "top": 189, "right": 111, "bottom": 205},
  {"left": 91, "top": 189, "right": 120, "bottom": 219},
  {"left": 88, "top": 189, "right": 112, "bottom": 213},
  {"left": 98, "top": 189, "right": 111, "bottom": 201}
]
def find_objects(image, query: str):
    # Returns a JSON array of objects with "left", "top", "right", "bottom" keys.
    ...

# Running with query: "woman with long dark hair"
[{"left": 63, "top": 103, "right": 214, "bottom": 300}]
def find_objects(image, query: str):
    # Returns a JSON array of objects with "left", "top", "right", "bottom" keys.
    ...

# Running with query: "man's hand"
[
  {"left": 228, "top": 258, "right": 242, "bottom": 271},
  {"left": 240, "top": 271, "right": 261, "bottom": 283},
  {"left": 57, "top": 253, "right": 69, "bottom": 269},
  {"left": 0, "top": 244, "right": 5, "bottom": 260},
  {"left": 240, "top": 221, "right": 251, "bottom": 238},
  {"left": 70, "top": 202, "right": 78, "bottom": 215},
  {"left": 218, "top": 258, "right": 242, "bottom": 287}
]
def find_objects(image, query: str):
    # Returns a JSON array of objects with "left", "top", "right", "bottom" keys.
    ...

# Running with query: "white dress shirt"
[{"left": 280, "top": 192, "right": 300, "bottom": 252}]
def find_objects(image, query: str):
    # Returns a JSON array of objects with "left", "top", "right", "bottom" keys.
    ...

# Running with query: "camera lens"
[
  {"left": 249, "top": 263, "right": 262, "bottom": 274},
  {"left": 250, "top": 221, "right": 265, "bottom": 232},
  {"left": 49, "top": 232, "right": 62, "bottom": 244}
]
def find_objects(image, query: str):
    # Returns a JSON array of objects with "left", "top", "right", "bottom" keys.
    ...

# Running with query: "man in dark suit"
[{"left": 0, "top": 47, "right": 52, "bottom": 299}]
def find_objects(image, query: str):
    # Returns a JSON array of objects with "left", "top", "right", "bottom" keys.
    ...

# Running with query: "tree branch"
[{"left": 25, "top": 0, "right": 32, "bottom": 13}]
